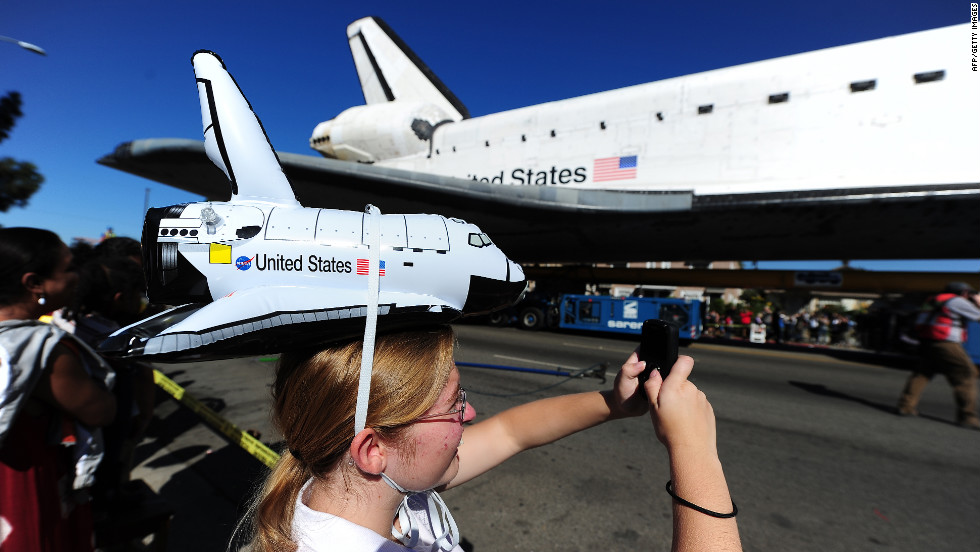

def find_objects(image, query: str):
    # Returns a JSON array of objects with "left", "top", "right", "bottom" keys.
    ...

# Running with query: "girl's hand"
[
  {"left": 644, "top": 356, "right": 718, "bottom": 457},
  {"left": 606, "top": 351, "right": 651, "bottom": 419}
]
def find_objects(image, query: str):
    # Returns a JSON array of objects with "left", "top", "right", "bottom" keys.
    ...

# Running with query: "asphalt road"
[{"left": 130, "top": 325, "right": 980, "bottom": 551}]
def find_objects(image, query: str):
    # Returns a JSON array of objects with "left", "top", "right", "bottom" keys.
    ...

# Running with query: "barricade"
[{"left": 152, "top": 369, "right": 281, "bottom": 468}]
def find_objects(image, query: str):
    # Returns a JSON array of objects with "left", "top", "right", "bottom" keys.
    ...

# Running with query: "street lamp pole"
[{"left": 0, "top": 35, "right": 47, "bottom": 56}]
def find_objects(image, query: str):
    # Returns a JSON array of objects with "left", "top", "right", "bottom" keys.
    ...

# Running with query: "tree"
[
  {"left": 0, "top": 91, "right": 43, "bottom": 213},
  {"left": 738, "top": 288, "right": 782, "bottom": 315},
  {"left": 709, "top": 297, "right": 729, "bottom": 314},
  {"left": 0, "top": 92, "right": 23, "bottom": 142}
]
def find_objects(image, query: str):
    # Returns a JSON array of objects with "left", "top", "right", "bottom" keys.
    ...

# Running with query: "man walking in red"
[{"left": 897, "top": 282, "right": 980, "bottom": 429}]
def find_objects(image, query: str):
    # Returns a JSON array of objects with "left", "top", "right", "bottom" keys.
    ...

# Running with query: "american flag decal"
[
  {"left": 593, "top": 155, "right": 638, "bottom": 182},
  {"left": 356, "top": 259, "right": 386, "bottom": 276}
]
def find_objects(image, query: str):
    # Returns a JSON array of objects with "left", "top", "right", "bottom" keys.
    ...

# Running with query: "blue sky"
[{"left": 1, "top": 0, "right": 975, "bottom": 273}]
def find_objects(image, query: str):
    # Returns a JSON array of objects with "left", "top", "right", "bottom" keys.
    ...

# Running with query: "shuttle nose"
[
  {"left": 310, "top": 120, "right": 336, "bottom": 157},
  {"left": 508, "top": 259, "right": 525, "bottom": 283},
  {"left": 461, "top": 259, "right": 527, "bottom": 316}
]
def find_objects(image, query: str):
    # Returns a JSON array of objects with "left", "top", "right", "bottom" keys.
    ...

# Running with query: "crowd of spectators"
[
  {"left": 1, "top": 228, "right": 153, "bottom": 551},
  {"left": 704, "top": 306, "right": 860, "bottom": 348}
]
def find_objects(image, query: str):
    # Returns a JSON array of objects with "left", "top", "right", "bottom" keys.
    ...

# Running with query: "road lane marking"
[
  {"left": 561, "top": 341, "right": 634, "bottom": 353},
  {"left": 688, "top": 343, "right": 859, "bottom": 364},
  {"left": 493, "top": 354, "right": 561, "bottom": 367}
]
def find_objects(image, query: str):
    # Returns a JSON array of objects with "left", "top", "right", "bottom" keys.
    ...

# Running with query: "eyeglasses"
[{"left": 413, "top": 387, "right": 467, "bottom": 424}]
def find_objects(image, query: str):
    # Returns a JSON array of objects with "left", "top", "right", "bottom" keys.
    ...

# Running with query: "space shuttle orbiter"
[
  {"left": 101, "top": 21, "right": 979, "bottom": 264},
  {"left": 99, "top": 51, "right": 526, "bottom": 361}
]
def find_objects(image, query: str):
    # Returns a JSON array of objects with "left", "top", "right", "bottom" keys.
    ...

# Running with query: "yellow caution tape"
[{"left": 153, "top": 369, "right": 280, "bottom": 469}]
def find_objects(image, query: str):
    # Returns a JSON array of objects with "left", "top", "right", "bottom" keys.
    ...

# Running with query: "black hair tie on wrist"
[{"left": 666, "top": 480, "right": 738, "bottom": 518}]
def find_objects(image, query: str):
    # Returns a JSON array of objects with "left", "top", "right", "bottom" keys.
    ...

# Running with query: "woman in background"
[
  {"left": 54, "top": 248, "right": 155, "bottom": 509},
  {"left": 0, "top": 227, "right": 116, "bottom": 552}
]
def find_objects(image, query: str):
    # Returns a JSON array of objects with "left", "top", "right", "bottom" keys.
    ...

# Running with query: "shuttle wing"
[
  {"left": 102, "top": 285, "right": 460, "bottom": 361},
  {"left": 99, "top": 138, "right": 691, "bottom": 214},
  {"left": 98, "top": 138, "right": 979, "bottom": 263},
  {"left": 191, "top": 51, "right": 300, "bottom": 206}
]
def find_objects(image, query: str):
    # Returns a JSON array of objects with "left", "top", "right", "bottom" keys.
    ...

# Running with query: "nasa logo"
[{"left": 235, "top": 256, "right": 254, "bottom": 271}]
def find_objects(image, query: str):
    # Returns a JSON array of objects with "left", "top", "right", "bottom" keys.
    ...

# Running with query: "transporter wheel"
[
  {"left": 519, "top": 307, "right": 545, "bottom": 331},
  {"left": 488, "top": 311, "right": 510, "bottom": 327}
]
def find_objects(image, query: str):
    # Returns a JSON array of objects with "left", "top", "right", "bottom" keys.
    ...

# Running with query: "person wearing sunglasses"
[{"left": 244, "top": 326, "right": 740, "bottom": 552}]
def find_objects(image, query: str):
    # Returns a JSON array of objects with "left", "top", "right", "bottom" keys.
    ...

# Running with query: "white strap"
[
  {"left": 382, "top": 473, "right": 459, "bottom": 552},
  {"left": 383, "top": 473, "right": 420, "bottom": 548},
  {"left": 354, "top": 205, "right": 383, "bottom": 435},
  {"left": 426, "top": 490, "right": 459, "bottom": 552}
]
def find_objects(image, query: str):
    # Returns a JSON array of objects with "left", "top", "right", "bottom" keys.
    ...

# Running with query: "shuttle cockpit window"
[{"left": 468, "top": 233, "right": 493, "bottom": 247}]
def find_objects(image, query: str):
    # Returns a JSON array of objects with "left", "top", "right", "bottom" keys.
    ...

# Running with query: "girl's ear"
[
  {"left": 21, "top": 272, "right": 43, "bottom": 295},
  {"left": 349, "top": 427, "right": 387, "bottom": 475}
]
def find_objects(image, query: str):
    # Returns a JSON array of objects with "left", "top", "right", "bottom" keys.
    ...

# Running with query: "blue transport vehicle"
[{"left": 558, "top": 294, "right": 703, "bottom": 340}]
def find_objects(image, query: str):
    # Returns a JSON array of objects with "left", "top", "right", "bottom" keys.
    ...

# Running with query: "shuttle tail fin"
[
  {"left": 191, "top": 50, "right": 300, "bottom": 206},
  {"left": 346, "top": 16, "right": 469, "bottom": 121}
]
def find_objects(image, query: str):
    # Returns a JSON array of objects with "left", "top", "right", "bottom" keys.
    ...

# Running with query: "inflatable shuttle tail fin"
[
  {"left": 192, "top": 51, "right": 300, "bottom": 206},
  {"left": 346, "top": 16, "right": 469, "bottom": 121}
]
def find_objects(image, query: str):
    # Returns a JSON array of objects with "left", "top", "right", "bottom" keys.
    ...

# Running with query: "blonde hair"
[{"left": 247, "top": 326, "right": 456, "bottom": 552}]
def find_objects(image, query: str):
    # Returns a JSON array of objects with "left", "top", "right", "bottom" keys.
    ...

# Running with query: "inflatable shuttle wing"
[
  {"left": 194, "top": 52, "right": 299, "bottom": 206},
  {"left": 99, "top": 51, "right": 526, "bottom": 361}
]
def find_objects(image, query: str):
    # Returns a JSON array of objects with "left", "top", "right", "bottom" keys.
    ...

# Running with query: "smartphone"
[{"left": 637, "top": 319, "right": 679, "bottom": 382}]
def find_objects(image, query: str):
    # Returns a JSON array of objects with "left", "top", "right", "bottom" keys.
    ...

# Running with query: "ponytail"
[{"left": 246, "top": 451, "right": 308, "bottom": 552}]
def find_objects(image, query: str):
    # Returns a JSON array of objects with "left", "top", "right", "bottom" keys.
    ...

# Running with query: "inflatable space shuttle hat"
[{"left": 99, "top": 51, "right": 526, "bottom": 362}]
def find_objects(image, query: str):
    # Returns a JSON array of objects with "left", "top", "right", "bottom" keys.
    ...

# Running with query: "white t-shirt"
[{"left": 292, "top": 479, "right": 464, "bottom": 552}]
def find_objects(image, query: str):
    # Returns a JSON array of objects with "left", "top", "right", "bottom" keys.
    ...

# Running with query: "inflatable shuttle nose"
[{"left": 462, "top": 259, "right": 527, "bottom": 315}]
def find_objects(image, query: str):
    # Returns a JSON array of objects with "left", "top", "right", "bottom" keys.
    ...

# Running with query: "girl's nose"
[{"left": 462, "top": 401, "right": 477, "bottom": 423}]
